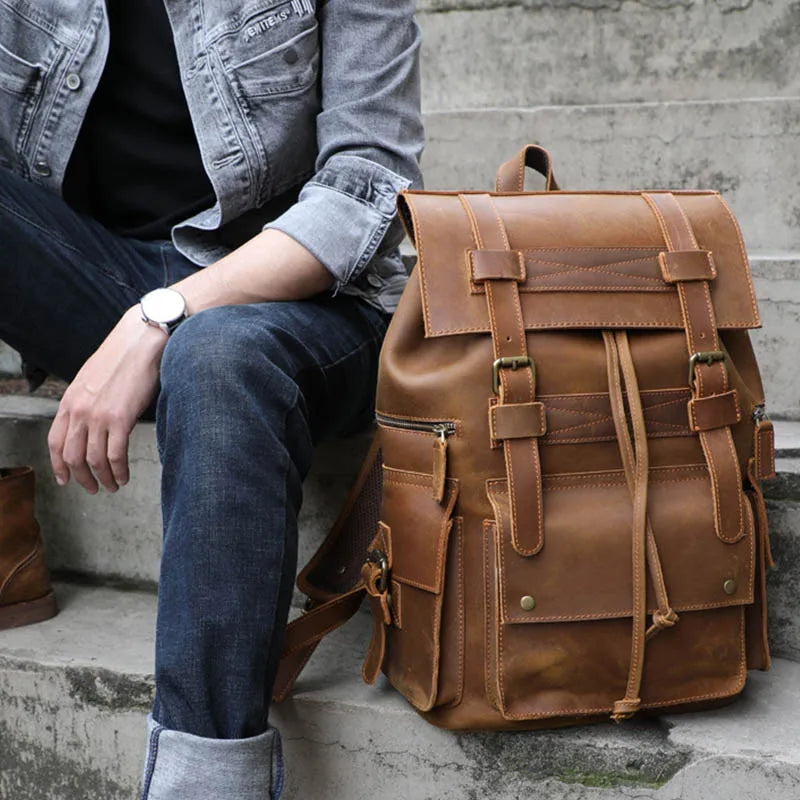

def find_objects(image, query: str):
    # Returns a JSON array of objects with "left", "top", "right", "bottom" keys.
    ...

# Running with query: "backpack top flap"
[{"left": 397, "top": 190, "right": 760, "bottom": 337}]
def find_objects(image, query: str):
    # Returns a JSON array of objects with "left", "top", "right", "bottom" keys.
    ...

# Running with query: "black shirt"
[{"left": 63, "top": 0, "right": 215, "bottom": 240}]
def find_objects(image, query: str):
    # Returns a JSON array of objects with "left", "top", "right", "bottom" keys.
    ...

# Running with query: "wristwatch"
[{"left": 139, "top": 288, "right": 188, "bottom": 335}]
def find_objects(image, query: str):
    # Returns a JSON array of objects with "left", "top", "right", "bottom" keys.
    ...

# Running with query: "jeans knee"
[{"left": 160, "top": 305, "right": 297, "bottom": 407}]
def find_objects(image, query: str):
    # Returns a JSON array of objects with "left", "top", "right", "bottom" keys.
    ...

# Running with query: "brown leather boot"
[{"left": 0, "top": 467, "right": 58, "bottom": 630}]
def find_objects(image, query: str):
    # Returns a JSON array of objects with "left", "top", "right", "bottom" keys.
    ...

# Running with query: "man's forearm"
[{"left": 170, "top": 228, "right": 334, "bottom": 315}]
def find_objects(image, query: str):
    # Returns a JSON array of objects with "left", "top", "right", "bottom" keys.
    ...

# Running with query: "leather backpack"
[{"left": 274, "top": 145, "right": 776, "bottom": 730}]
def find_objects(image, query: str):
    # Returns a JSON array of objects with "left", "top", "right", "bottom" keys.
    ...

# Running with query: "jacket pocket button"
[
  {"left": 283, "top": 48, "right": 298, "bottom": 65},
  {"left": 66, "top": 73, "right": 82, "bottom": 91},
  {"left": 33, "top": 161, "right": 52, "bottom": 177}
]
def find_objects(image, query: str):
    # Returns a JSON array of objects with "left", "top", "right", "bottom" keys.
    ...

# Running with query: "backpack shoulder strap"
[{"left": 272, "top": 436, "right": 383, "bottom": 702}]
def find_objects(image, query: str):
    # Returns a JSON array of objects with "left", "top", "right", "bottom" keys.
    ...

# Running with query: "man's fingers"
[
  {"left": 62, "top": 419, "right": 98, "bottom": 494},
  {"left": 47, "top": 410, "right": 71, "bottom": 486},
  {"left": 87, "top": 425, "right": 119, "bottom": 493},
  {"left": 107, "top": 424, "right": 131, "bottom": 488}
]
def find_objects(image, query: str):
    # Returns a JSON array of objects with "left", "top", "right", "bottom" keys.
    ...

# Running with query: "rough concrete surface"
[
  {"left": 750, "top": 256, "right": 800, "bottom": 419},
  {"left": 0, "top": 583, "right": 155, "bottom": 800},
  {"left": 416, "top": 0, "right": 800, "bottom": 111},
  {"left": 765, "top": 498, "right": 800, "bottom": 663},
  {"left": 276, "top": 622, "right": 800, "bottom": 799},
  {"left": 2, "top": 583, "right": 800, "bottom": 800},
  {"left": 422, "top": 96, "right": 800, "bottom": 253}
]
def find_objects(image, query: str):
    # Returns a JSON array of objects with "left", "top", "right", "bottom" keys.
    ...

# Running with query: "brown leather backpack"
[{"left": 274, "top": 145, "right": 776, "bottom": 730}]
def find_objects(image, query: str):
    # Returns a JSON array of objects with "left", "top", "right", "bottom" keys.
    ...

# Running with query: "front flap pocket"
[
  {"left": 380, "top": 467, "right": 458, "bottom": 711},
  {"left": 487, "top": 465, "right": 754, "bottom": 624},
  {"left": 484, "top": 465, "right": 754, "bottom": 720}
]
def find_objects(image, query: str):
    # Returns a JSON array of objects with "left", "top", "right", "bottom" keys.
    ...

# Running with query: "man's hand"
[
  {"left": 47, "top": 228, "right": 331, "bottom": 494},
  {"left": 48, "top": 306, "right": 167, "bottom": 493}
]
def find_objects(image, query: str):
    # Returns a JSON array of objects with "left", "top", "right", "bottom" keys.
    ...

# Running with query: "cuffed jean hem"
[{"left": 141, "top": 714, "right": 283, "bottom": 800}]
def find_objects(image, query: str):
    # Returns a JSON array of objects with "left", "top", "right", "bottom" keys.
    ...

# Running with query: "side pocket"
[{"left": 379, "top": 466, "right": 458, "bottom": 711}]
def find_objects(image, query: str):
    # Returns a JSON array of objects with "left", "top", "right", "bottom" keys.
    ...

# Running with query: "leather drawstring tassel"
[{"left": 604, "top": 331, "right": 677, "bottom": 722}]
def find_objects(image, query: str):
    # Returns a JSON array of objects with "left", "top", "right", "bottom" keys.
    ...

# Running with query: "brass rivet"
[
  {"left": 723, "top": 579, "right": 737, "bottom": 595},
  {"left": 520, "top": 595, "right": 536, "bottom": 611}
]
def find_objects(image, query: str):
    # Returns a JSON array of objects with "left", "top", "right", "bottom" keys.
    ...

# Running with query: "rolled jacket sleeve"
[{"left": 264, "top": 1, "right": 424, "bottom": 292}]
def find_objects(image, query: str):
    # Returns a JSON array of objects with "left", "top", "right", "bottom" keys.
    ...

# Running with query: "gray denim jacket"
[{"left": 0, "top": 0, "right": 424, "bottom": 311}]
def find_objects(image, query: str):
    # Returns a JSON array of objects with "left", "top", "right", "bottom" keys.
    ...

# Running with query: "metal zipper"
[
  {"left": 752, "top": 404, "right": 769, "bottom": 423},
  {"left": 375, "top": 413, "right": 456, "bottom": 441},
  {"left": 376, "top": 413, "right": 456, "bottom": 503}
]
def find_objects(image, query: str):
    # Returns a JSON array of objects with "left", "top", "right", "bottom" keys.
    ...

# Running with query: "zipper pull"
[{"left": 432, "top": 424, "right": 448, "bottom": 503}]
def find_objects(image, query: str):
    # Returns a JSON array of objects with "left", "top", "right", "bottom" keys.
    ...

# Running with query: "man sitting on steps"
[{"left": 0, "top": 1, "right": 423, "bottom": 797}]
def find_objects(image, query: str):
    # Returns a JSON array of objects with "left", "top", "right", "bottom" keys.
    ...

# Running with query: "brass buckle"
[
  {"left": 688, "top": 350, "right": 726, "bottom": 390},
  {"left": 366, "top": 549, "right": 390, "bottom": 594},
  {"left": 492, "top": 356, "right": 533, "bottom": 394}
]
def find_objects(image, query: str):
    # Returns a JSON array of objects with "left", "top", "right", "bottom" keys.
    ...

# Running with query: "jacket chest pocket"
[
  {"left": 216, "top": 3, "right": 320, "bottom": 98},
  {"left": 213, "top": 5, "right": 320, "bottom": 197},
  {"left": 0, "top": 42, "right": 45, "bottom": 169}
]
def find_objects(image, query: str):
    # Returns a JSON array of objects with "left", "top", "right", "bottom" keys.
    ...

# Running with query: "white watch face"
[{"left": 140, "top": 288, "right": 186, "bottom": 325}]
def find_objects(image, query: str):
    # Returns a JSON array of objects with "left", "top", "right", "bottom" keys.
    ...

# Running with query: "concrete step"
[
  {"left": 750, "top": 254, "right": 800, "bottom": 420},
  {"left": 2, "top": 401, "right": 799, "bottom": 592},
  {"left": 2, "top": 581, "right": 800, "bottom": 800},
  {"left": 415, "top": 0, "right": 800, "bottom": 111},
  {"left": 421, "top": 96, "right": 800, "bottom": 253},
  {"left": 0, "top": 395, "right": 370, "bottom": 591}
]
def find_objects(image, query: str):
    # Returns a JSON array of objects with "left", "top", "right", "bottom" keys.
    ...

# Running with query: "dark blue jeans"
[{"left": 0, "top": 167, "right": 389, "bottom": 785}]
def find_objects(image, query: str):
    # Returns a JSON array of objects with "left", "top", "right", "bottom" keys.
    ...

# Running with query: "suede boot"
[{"left": 0, "top": 467, "right": 58, "bottom": 630}]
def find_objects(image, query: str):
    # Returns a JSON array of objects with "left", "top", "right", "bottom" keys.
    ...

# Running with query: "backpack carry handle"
[{"left": 495, "top": 144, "right": 560, "bottom": 192}]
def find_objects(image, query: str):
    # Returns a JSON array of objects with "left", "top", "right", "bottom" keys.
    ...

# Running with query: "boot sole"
[{"left": 0, "top": 591, "right": 58, "bottom": 631}]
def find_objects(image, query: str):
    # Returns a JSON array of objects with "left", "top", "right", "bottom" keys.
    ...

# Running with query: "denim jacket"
[{"left": 0, "top": 0, "right": 424, "bottom": 311}]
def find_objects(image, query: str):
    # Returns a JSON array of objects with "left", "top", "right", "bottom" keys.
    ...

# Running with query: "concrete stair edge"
[{"left": 1, "top": 582, "right": 799, "bottom": 800}]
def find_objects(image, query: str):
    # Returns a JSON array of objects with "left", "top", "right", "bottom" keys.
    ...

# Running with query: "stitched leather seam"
[
  {"left": 487, "top": 464, "right": 707, "bottom": 488},
  {"left": 502, "top": 596, "right": 753, "bottom": 624},
  {"left": 520, "top": 284, "right": 672, "bottom": 294},
  {"left": 0, "top": 543, "right": 41, "bottom": 600},
  {"left": 700, "top": 433, "right": 725, "bottom": 540},
  {"left": 714, "top": 194, "right": 760, "bottom": 322},
  {"left": 544, "top": 430, "right": 693, "bottom": 446},
  {"left": 424, "top": 318, "right": 760, "bottom": 336},
  {"left": 723, "top": 428, "right": 745, "bottom": 540},
  {"left": 451, "top": 519, "right": 465, "bottom": 707},
  {"left": 482, "top": 522, "right": 494, "bottom": 707},
  {"left": 527, "top": 254, "right": 663, "bottom": 272},
  {"left": 520, "top": 246, "right": 663, "bottom": 253},
  {"left": 524, "top": 263, "right": 667, "bottom": 286},
  {"left": 407, "top": 196, "right": 434, "bottom": 337}
]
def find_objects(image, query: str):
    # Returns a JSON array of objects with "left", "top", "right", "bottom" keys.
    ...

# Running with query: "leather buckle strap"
[
  {"left": 489, "top": 402, "right": 547, "bottom": 440},
  {"left": 460, "top": 193, "right": 544, "bottom": 557},
  {"left": 643, "top": 192, "right": 745, "bottom": 544},
  {"left": 688, "top": 390, "right": 741, "bottom": 432},
  {"left": 492, "top": 356, "right": 533, "bottom": 395},
  {"left": 659, "top": 250, "right": 717, "bottom": 283},
  {"left": 468, "top": 249, "right": 526, "bottom": 283},
  {"left": 688, "top": 350, "right": 726, "bottom": 390}
]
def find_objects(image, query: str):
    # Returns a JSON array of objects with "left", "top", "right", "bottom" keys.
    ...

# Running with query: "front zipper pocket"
[{"left": 376, "top": 413, "right": 457, "bottom": 502}]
